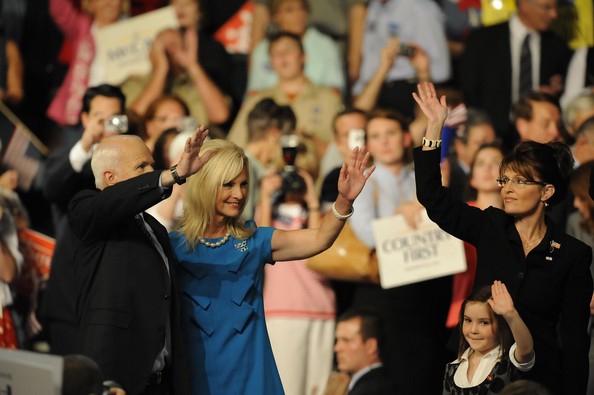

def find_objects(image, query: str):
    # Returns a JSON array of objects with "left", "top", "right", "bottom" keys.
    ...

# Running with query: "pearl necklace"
[{"left": 198, "top": 232, "right": 231, "bottom": 248}]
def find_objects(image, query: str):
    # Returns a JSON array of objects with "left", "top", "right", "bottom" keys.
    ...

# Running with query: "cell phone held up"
[
  {"left": 348, "top": 129, "right": 366, "bottom": 151},
  {"left": 398, "top": 43, "right": 416, "bottom": 58},
  {"left": 104, "top": 115, "right": 128, "bottom": 134}
]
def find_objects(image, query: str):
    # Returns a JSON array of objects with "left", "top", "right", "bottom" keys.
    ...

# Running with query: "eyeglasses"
[{"left": 496, "top": 177, "right": 548, "bottom": 188}]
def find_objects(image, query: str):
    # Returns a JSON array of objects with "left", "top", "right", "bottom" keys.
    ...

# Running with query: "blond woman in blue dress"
[{"left": 169, "top": 139, "right": 374, "bottom": 394}]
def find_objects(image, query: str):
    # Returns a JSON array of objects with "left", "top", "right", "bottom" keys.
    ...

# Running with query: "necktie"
[{"left": 519, "top": 34, "right": 532, "bottom": 97}]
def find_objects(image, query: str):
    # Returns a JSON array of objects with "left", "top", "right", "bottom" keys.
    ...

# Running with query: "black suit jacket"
[
  {"left": 68, "top": 171, "right": 190, "bottom": 395},
  {"left": 349, "top": 366, "right": 388, "bottom": 395},
  {"left": 461, "top": 22, "right": 571, "bottom": 143},
  {"left": 40, "top": 141, "right": 95, "bottom": 354},
  {"left": 414, "top": 147, "right": 592, "bottom": 395}
]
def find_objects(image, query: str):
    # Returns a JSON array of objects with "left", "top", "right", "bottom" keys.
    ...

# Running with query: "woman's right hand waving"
[{"left": 412, "top": 82, "right": 449, "bottom": 141}]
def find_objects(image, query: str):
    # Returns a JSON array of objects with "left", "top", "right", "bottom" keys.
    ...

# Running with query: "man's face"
[
  {"left": 273, "top": 0, "right": 308, "bottom": 35},
  {"left": 334, "top": 318, "right": 375, "bottom": 375},
  {"left": 335, "top": 113, "right": 368, "bottom": 160},
  {"left": 458, "top": 123, "right": 496, "bottom": 167},
  {"left": 518, "top": 0, "right": 557, "bottom": 32},
  {"left": 517, "top": 100, "right": 561, "bottom": 143},
  {"left": 81, "top": 95, "right": 123, "bottom": 138},
  {"left": 269, "top": 37, "right": 305, "bottom": 80}
]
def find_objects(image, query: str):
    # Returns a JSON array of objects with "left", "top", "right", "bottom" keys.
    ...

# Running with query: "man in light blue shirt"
[{"left": 353, "top": 0, "right": 450, "bottom": 118}]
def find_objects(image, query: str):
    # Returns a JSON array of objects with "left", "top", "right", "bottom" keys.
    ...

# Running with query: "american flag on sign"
[{"left": 0, "top": 101, "right": 47, "bottom": 191}]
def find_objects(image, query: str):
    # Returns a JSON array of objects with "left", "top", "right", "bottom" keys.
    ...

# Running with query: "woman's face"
[
  {"left": 366, "top": 118, "right": 410, "bottom": 167},
  {"left": 273, "top": 0, "right": 308, "bottom": 35},
  {"left": 171, "top": 0, "right": 199, "bottom": 28},
  {"left": 146, "top": 99, "right": 187, "bottom": 140},
  {"left": 215, "top": 168, "right": 248, "bottom": 219},
  {"left": 89, "top": 0, "right": 122, "bottom": 26},
  {"left": 470, "top": 147, "right": 503, "bottom": 193},
  {"left": 500, "top": 168, "right": 547, "bottom": 217}
]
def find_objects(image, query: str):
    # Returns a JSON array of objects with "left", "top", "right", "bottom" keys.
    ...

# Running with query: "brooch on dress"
[{"left": 234, "top": 240, "right": 248, "bottom": 252}]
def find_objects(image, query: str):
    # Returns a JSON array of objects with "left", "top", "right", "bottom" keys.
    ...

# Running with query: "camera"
[
  {"left": 104, "top": 115, "right": 128, "bottom": 134},
  {"left": 278, "top": 134, "right": 305, "bottom": 195},
  {"left": 399, "top": 43, "right": 416, "bottom": 57}
]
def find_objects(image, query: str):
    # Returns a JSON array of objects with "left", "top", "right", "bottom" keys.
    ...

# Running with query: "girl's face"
[
  {"left": 462, "top": 302, "right": 499, "bottom": 356},
  {"left": 470, "top": 147, "right": 504, "bottom": 193},
  {"left": 215, "top": 168, "right": 248, "bottom": 219},
  {"left": 500, "top": 169, "right": 548, "bottom": 217},
  {"left": 366, "top": 118, "right": 410, "bottom": 167},
  {"left": 89, "top": 0, "right": 122, "bottom": 26},
  {"left": 171, "top": 0, "right": 199, "bottom": 28}
]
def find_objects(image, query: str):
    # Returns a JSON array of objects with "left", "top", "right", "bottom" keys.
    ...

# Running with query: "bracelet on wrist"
[
  {"left": 422, "top": 137, "right": 442, "bottom": 148},
  {"left": 170, "top": 164, "right": 186, "bottom": 185},
  {"left": 331, "top": 202, "right": 353, "bottom": 221}
]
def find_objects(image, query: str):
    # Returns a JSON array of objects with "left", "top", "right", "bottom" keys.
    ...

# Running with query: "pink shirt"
[{"left": 263, "top": 203, "right": 335, "bottom": 319}]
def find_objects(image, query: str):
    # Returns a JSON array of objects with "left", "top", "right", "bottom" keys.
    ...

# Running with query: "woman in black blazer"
[{"left": 412, "top": 82, "right": 592, "bottom": 395}]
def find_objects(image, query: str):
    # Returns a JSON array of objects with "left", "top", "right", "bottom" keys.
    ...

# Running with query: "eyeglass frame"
[{"left": 496, "top": 176, "right": 549, "bottom": 188}]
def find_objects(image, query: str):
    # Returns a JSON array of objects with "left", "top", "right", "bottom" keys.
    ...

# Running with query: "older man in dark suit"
[
  {"left": 40, "top": 84, "right": 126, "bottom": 355},
  {"left": 68, "top": 128, "right": 211, "bottom": 395},
  {"left": 461, "top": 0, "right": 571, "bottom": 148}
]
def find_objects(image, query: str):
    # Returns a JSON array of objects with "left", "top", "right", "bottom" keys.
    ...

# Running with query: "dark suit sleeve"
[
  {"left": 413, "top": 147, "right": 487, "bottom": 245},
  {"left": 560, "top": 242, "right": 593, "bottom": 394},
  {"left": 43, "top": 144, "right": 94, "bottom": 211},
  {"left": 460, "top": 28, "right": 484, "bottom": 107},
  {"left": 68, "top": 171, "right": 172, "bottom": 242}
]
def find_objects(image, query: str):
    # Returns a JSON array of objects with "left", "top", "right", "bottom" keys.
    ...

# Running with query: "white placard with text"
[
  {"left": 372, "top": 210, "right": 467, "bottom": 289},
  {"left": 96, "top": 6, "right": 179, "bottom": 85}
]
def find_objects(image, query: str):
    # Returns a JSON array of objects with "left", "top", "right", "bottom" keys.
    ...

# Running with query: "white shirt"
[
  {"left": 453, "top": 343, "right": 535, "bottom": 388},
  {"left": 509, "top": 14, "right": 541, "bottom": 104}
]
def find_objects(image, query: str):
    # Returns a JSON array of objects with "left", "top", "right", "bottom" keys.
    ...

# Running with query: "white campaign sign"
[
  {"left": 96, "top": 6, "right": 179, "bottom": 85},
  {"left": 372, "top": 210, "right": 466, "bottom": 289}
]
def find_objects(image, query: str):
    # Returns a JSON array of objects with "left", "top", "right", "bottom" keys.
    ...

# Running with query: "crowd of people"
[{"left": 1, "top": 0, "right": 594, "bottom": 394}]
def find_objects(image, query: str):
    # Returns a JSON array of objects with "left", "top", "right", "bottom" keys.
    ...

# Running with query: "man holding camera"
[{"left": 40, "top": 84, "right": 127, "bottom": 355}]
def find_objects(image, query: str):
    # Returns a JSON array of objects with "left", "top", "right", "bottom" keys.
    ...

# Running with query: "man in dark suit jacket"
[
  {"left": 461, "top": 0, "right": 571, "bottom": 148},
  {"left": 67, "top": 128, "right": 212, "bottom": 394},
  {"left": 40, "top": 84, "right": 126, "bottom": 355},
  {"left": 334, "top": 309, "right": 388, "bottom": 395}
]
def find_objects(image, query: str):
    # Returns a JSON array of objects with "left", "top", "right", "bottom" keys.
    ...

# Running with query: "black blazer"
[
  {"left": 349, "top": 366, "right": 388, "bottom": 395},
  {"left": 40, "top": 141, "right": 95, "bottom": 354},
  {"left": 461, "top": 22, "right": 571, "bottom": 141},
  {"left": 68, "top": 171, "right": 190, "bottom": 395},
  {"left": 414, "top": 147, "right": 592, "bottom": 395}
]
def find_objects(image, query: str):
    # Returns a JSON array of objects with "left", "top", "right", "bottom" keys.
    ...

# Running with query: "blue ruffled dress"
[{"left": 170, "top": 224, "right": 285, "bottom": 395}]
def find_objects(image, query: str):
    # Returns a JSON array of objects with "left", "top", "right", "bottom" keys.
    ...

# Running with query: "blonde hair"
[
  {"left": 179, "top": 139, "right": 254, "bottom": 248},
  {"left": 81, "top": 0, "right": 130, "bottom": 16}
]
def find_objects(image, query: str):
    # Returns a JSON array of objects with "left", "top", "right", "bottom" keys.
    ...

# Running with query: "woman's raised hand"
[
  {"left": 337, "top": 146, "right": 375, "bottom": 202},
  {"left": 412, "top": 81, "right": 448, "bottom": 128}
]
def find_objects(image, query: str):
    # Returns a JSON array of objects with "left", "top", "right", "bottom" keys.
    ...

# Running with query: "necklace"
[
  {"left": 198, "top": 232, "right": 231, "bottom": 248},
  {"left": 522, "top": 229, "right": 546, "bottom": 249}
]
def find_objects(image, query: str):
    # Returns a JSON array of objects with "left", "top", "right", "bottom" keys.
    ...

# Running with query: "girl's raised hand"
[
  {"left": 337, "top": 146, "right": 375, "bottom": 202},
  {"left": 412, "top": 81, "right": 448, "bottom": 126},
  {"left": 487, "top": 281, "right": 515, "bottom": 318}
]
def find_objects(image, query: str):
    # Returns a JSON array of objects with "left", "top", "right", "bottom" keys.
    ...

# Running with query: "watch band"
[
  {"left": 422, "top": 137, "right": 443, "bottom": 148},
  {"left": 170, "top": 164, "right": 186, "bottom": 185}
]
